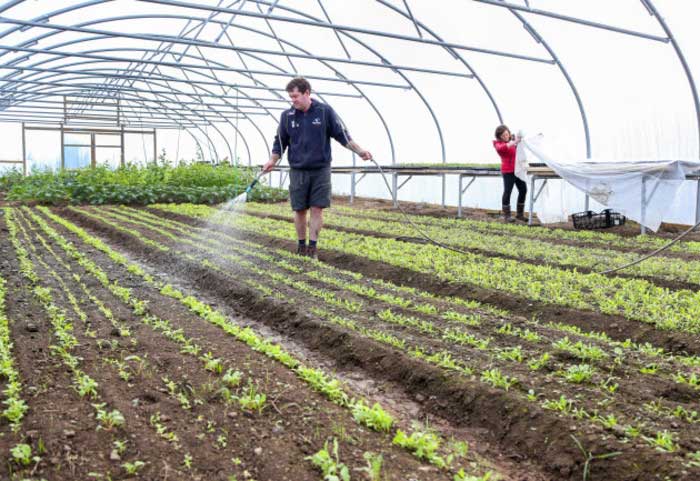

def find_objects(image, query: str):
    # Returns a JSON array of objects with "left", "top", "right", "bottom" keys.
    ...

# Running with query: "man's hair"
[
  {"left": 494, "top": 124, "right": 510, "bottom": 140},
  {"left": 286, "top": 77, "right": 311, "bottom": 94}
]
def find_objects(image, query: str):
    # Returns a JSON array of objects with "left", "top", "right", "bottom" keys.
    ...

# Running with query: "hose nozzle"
[{"left": 245, "top": 178, "right": 259, "bottom": 194}]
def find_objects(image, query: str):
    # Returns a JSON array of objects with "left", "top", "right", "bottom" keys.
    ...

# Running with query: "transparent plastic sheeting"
[{"left": 516, "top": 135, "right": 700, "bottom": 231}]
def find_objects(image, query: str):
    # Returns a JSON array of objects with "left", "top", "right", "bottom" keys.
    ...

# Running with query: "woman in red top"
[{"left": 493, "top": 124, "right": 527, "bottom": 222}]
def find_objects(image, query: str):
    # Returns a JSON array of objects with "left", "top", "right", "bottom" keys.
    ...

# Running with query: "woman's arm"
[{"left": 494, "top": 140, "right": 516, "bottom": 154}]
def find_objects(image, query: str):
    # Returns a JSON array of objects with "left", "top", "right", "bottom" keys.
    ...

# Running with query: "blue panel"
[{"left": 64, "top": 146, "right": 91, "bottom": 169}]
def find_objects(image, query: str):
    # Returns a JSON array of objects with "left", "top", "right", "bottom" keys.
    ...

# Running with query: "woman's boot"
[
  {"left": 502, "top": 204, "right": 514, "bottom": 222},
  {"left": 515, "top": 203, "right": 527, "bottom": 221}
]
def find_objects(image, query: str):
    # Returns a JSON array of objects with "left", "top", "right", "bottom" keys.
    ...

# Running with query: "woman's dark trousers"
[{"left": 502, "top": 173, "right": 527, "bottom": 221}]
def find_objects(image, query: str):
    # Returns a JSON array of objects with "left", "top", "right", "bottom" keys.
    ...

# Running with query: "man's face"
[{"left": 288, "top": 88, "right": 311, "bottom": 111}]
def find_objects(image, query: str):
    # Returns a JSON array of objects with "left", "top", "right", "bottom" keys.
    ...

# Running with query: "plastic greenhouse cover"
[{"left": 516, "top": 135, "right": 700, "bottom": 231}]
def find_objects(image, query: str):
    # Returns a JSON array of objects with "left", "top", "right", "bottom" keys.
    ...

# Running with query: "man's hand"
[
  {"left": 359, "top": 150, "right": 372, "bottom": 161},
  {"left": 262, "top": 158, "right": 276, "bottom": 173}
]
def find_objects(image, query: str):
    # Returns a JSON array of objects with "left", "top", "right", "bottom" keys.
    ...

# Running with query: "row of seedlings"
[
  {"left": 153, "top": 203, "right": 700, "bottom": 335},
  {"left": 63, "top": 205, "right": 700, "bottom": 477},
  {"left": 35, "top": 206, "right": 500, "bottom": 481}
]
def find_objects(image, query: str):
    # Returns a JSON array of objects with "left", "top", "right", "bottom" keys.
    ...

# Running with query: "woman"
[{"left": 493, "top": 125, "right": 527, "bottom": 222}]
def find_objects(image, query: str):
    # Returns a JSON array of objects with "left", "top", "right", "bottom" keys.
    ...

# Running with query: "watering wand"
[
  {"left": 228, "top": 164, "right": 277, "bottom": 207},
  {"left": 228, "top": 126, "right": 284, "bottom": 207},
  {"left": 243, "top": 170, "right": 264, "bottom": 195}
]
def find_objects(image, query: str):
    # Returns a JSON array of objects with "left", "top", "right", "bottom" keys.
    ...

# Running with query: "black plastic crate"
[{"left": 571, "top": 209, "right": 626, "bottom": 230}]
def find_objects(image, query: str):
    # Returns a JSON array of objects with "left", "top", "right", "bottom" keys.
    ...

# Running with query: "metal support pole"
[
  {"left": 457, "top": 175, "right": 476, "bottom": 218},
  {"left": 90, "top": 133, "right": 96, "bottom": 168},
  {"left": 528, "top": 176, "right": 536, "bottom": 226},
  {"left": 441, "top": 173, "right": 446, "bottom": 207},
  {"left": 392, "top": 172, "right": 398, "bottom": 207},
  {"left": 120, "top": 125, "right": 125, "bottom": 167},
  {"left": 528, "top": 177, "right": 549, "bottom": 226},
  {"left": 584, "top": 193, "right": 590, "bottom": 211},
  {"left": 350, "top": 170, "right": 356, "bottom": 204},
  {"left": 350, "top": 151, "right": 356, "bottom": 204},
  {"left": 21, "top": 122, "right": 27, "bottom": 176},
  {"left": 458, "top": 174, "right": 463, "bottom": 218},
  {"left": 696, "top": 178, "right": 700, "bottom": 230},
  {"left": 60, "top": 123, "right": 65, "bottom": 170},
  {"left": 641, "top": 175, "right": 647, "bottom": 235},
  {"left": 153, "top": 128, "right": 157, "bottom": 163}
]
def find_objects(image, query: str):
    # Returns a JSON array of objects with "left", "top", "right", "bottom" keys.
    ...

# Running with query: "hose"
[
  {"left": 317, "top": 106, "right": 697, "bottom": 275},
  {"left": 369, "top": 159, "right": 700, "bottom": 275},
  {"left": 599, "top": 218, "right": 700, "bottom": 274},
  {"left": 368, "top": 159, "right": 482, "bottom": 258}
]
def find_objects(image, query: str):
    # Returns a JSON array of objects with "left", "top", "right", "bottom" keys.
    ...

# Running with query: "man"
[{"left": 263, "top": 77, "right": 372, "bottom": 260}]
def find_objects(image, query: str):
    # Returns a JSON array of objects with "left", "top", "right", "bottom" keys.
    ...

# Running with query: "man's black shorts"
[{"left": 289, "top": 166, "right": 332, "bottom": 211}]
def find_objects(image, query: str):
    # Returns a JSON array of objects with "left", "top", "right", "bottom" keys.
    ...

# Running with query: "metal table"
[
  {"left": 526, "top": 166, "right": 700, "bottom": 233},
  {"left": 265, "top": 165, "right": 501, "bottom": 216}
]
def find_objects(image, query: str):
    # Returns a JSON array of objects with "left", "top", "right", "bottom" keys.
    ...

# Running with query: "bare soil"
[
  {"left": 2, "top": 208, "right": 502, "bottom": 481},
  {"left": 44, "top": 205, "right": 700, "bottom": 481}
]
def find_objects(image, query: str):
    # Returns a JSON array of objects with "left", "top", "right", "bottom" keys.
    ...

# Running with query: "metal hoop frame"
[{"left": 0, "top": 0, "right": 697, "bottom": 168}]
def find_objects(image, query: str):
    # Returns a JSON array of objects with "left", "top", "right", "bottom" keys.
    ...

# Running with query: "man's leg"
[
  {"left": 309, "top": 207, "right": 324, "bottom": 241},
  {"left": 306, "top": 167, "right": 331, "bottom": 260},
  {"left": 306, "top": 207, "right": 323, "bottom": 260},
  {"left": 294, "top": 209, "right": 308, "bottom": 254},
  {"left": 289, "top": 168, "right": 311, "bottom": 254}
]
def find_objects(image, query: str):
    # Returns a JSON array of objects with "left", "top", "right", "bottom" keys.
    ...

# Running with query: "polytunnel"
[{"left": 0, "top": 0, "right": 698, "bottom": 223}]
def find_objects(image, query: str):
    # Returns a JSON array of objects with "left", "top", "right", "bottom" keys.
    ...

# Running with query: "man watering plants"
[{"left": 263, "top": 77, "right": 373, "bottom": 260}]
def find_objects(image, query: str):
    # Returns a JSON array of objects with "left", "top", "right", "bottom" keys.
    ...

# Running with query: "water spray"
[
  {"left": 221, "top": 123, "right": 284, "bottom": 212},
  {"left": 223, "top": 170, "right": 265, "bottom": 210}
]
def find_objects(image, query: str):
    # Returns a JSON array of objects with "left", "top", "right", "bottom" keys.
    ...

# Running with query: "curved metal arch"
[
  {"left": 6, "top": 85, "right": 212, "bottom": 163},
  {"left": 0, "top": 27, "right": 269, "bottom": 165},
  {"left": 188, "top": 13, "right": 398, "bottom": 165},
  {"left": 255, "top": 0, "right": 497, "bottom": 164},
  {"left": 0, "top": 7, "right": 401, "bottom": 164},
  {"left": 3, "top": 62, "right": 231, "bottom": 163},
  {"left": 473, "top": 0, "right": 698, "bottom": 159},
  {"left": 117, "top": 10, "right": 401, "bottom": 163},
  {"left": 0, "top": 0, "right": 696, "bottom": 165},
  {"left": 135, "top": 75, "right": 224, "bottom": 163},
  {"left": 505, "top": 8, "right": 592, "bottom": 157},
  {"left": 372, "top": 0, "right": 504, "bottom": 134},
  {"left": 84, "top": 45, "right": 278, "bottom": 160},
  {"left": 210, "top": 6, "right": 399, "bottom": 163},
  {"left": 238, "top": 0, "right": 448, "bottom": 163},
  {"left": 1, "top": 4, "right": 474, "bottom": 166},
  {"left": 2, "top": 67, "right": 228, "bottom": 163},
  {"left": 643, "top": 0, "right": 700, "bottom": 159},
  {"left": 2, "top": 39, "right": 266, "bottom": 164},
  {"left": 0, "top": 8, "right": 393, "bottom": 163}
]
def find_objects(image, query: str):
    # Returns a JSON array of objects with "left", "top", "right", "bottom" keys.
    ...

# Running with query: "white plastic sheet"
[{"left": 516, "top": 135, "right": 700, "bottom": 231}]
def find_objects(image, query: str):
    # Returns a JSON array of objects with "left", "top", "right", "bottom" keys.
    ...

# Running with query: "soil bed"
[
  {"left": 3, "top": 207, "right": 503, "bottom": 481},
  {"left": 51, "top": 205, "right": 699, "bottom": 481},
  {"left": 149, "top": 207, "right": 700, "bottom": 357},
  {"left": 245, "top": 209, "right": 699, "bottom": 293}
]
